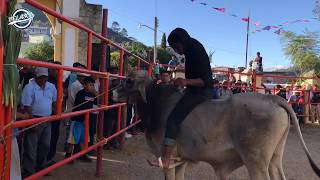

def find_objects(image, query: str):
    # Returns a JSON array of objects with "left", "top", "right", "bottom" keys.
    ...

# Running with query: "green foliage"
[
  {"left": 111, "top": 51, "right": 120, "bottom": 66},
  {"left": 120, "top": 28, "right": 128, "bottom": 37},
  {"left": 161, "top": 33, "right": 167, "bottom": 49},
  {"left": 157, "top": 47, "right": 171, "bottom": 64},
  {"left": 24, "top": 42, "right": 54, "bottom": 61},
  {"left": 2, "top": 0, "right": 22, "bottom": 113},
  {"left": 111, "top": 21, "right": 120, "bottom": 32},
  {"left": 208, "top": 50, "right": 215, "bottom": 63},
  {"left": 281, "top": 31, "right": 320, "bottom": 74}
]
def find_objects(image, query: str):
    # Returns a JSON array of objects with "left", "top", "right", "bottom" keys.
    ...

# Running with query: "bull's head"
[{"left": 112, "top": 70, "right": 152, "bottom": 104}]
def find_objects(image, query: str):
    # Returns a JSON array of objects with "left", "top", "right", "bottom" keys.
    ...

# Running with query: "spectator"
[
  {"left": 154, "top": 60, "right": 161, "bottom": 79},
  {"left": 158, "top": 70, "right": 171, "bottom": 85},
  {"left": 104, "top": 67, "right": 121, "bottom": 150},
  {"left": 220, "top": 81, "right": 232, "bottom": 99},
  {"left": 47, "top": 61, "right": 62, "bottom": 165},
  {"left": 21, "top": 67, "right": 57, "bottom": 178},
  {"left": 285, "top": 85, "right": 293, "bottom": 100},
  {"left": 19, "top": 64, "right": 34, "bottom": 88},
  {"left": 65, "top": 70, "right": 89, "bottom": 155},
  {"left": 291, "top": 85, "right": 304, "bottom": 124},
  {"left": 232, "top": 80, "right": 242, "bottom": 94},
  {"left": 212, "top": 79, "right": 220, "bottom": 99},
  {"left": 275, "top": 85, "right": 286, "bottom": 99},
  {"left": 66, "top": 77, "right": 97, "bottom": 162},
  {"left": 174, "top": 58, "right": 185, "bottom": 79},
  {"left": 63, "top": 62, "right": 83, "bottom": 90},
  {"left": 255, "top": 52, "right": 263, "bottom": 73},
  {"left": 104, "top": 78, "right": 121, "bottom": 150},
  {"left": 11, "top": 112, "right": 30, "bottom": 180},
  {"left": 167, "top": 56, "right": 179, "bottom": 72},
  {"left": 310, "top": 84, "right": 320, "bottom": 123}
]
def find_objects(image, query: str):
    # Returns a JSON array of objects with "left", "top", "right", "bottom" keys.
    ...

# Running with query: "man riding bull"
[{"left": 160, "top": 28, "right": 213, "bottom": 169}]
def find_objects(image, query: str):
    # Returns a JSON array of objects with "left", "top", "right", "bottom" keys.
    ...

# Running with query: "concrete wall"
[{"left": 77, "top": 0, "right": 102, "bottom": 66}]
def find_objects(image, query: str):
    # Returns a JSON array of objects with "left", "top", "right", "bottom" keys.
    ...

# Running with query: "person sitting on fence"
[
  {"left": 65, "top": 77, "right": 97, "bottom": 163},
  {"left": 21, "top": 67, "right": 57, "bottom": 178},
  {"left": 310, "top": 84, "right": 320, "bottom": 123},
  {"left": 255, "top": 52, "right": 263, "bottom": 73}
]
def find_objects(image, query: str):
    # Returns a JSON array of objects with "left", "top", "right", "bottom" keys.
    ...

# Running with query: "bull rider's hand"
[{"left": 174, "top": 78, "right": 187, "bottom": 87}]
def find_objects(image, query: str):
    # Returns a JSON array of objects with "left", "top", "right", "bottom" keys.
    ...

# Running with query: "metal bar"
[
  {"left": 84, "top": 112, "right": 89, "bottom": 150},
  {"left": 96, "top": 8, "right": 108, "bottom": 177},
  {"left": 119, "top": 49, "right": 124, "bottom": 79},
  {"left": 56, "top": 69, "right": 64, "bottom": 114},
  {"left": 137, "top": 58, "right": 141, "bottom": 70},
  {"left": 109, "top": 73, "right": 126, "bottom": 79},
  {"left": 4, "top": 107, "right": 12, "bottom": 180},
  {"left": 117, "top": 106, "right": 122, "bottom": 132},
  {"left": 25, "top": 0, "right": 148, "bottom": 63},
  {"left": 87, "top": 32, "right": 93, "bottom": 70},
  {"left": 0, "top": 1, "right": 6, "bottom": 178},
  {"left": 13, "top": 103, "right": 127, "bottom": 128},
  {"left": 24, "top": 120, "right": 141, "bottom": 180},
  {"left": 17, "top": 58, "right": 108, "bottom": 77},
  {"left": 148, "top": 63, "right": 153, "bottom": 77}
]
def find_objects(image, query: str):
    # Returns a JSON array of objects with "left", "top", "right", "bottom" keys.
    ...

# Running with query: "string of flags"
[{"left": 188, "top": 0, "right": 317, "bottom": 35}]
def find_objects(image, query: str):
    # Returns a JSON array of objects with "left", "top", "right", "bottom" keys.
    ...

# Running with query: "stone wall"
[{"left": 77, "top": 0, "right": 102, "bottom": 66}]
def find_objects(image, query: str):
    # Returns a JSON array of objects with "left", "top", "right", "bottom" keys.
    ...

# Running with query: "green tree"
[
  {"left": 120, "top": 28, "right": 128, "bottom": 37},
  {"left": 24, "top": 42, "right": 54, "bottom": 61},
  {"left": 161, "top": 33, "right": 167, "bottom": 49},
  {"left": 281, "top": 31, "right": 320, "bottom": 74},
  {"left": 111, "top": 21, "right": 120, "bottom": 33},
  {"left": 208, "top": 50, "right": 215, "bottom": 63},
  {"left": 111, "top": 51, "right": 120, "bottom": 66},
  {"left": 157, "top": 47, "right": 171, "bottom": 64}
]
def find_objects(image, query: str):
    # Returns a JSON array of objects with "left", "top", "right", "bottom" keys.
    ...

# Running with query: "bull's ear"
[{"left": 138, "top": 83, "right": 147, "bottom": 103}]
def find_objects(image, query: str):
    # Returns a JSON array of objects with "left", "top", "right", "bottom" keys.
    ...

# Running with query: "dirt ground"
[{"left": 43, "top": 125, "right": 320, "bottom": 180}]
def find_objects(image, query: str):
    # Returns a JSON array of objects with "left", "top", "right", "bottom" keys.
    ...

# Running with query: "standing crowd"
[{"left": 14, "top": 61, "right": 140, "bottom": 179}]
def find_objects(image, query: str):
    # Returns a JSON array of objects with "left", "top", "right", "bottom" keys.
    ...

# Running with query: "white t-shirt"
[{"left": 66, "top": 80, "right": 83, "bottom": 112}]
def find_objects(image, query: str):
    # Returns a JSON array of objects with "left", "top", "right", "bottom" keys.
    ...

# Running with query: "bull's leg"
[
  {"left": 213, "top": 158, "right": 243, "bottom": 180},
  {"left": 175, "top": 162, "right": 188, "bottom": 180},
  {"left": 164, "top": 168, "right": 175, "bottom": 180},
  {"left": 269, "top": 125, "right": 288, "bottom": 180},
  {"left": 246, "top": 162, "right": 270, "bottom": 180}
]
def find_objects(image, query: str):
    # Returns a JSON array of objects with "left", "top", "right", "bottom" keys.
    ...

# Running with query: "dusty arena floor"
[{"left": 43, "top": 125, "right": 320, "bottom": 180}]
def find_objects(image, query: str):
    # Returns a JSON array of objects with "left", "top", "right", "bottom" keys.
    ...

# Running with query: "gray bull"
[{"left": 113, "top": 71, "right": 320, "bottom": 180}]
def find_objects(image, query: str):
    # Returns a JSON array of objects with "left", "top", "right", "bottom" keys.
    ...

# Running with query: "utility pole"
[
  {"left": 245, "top": 11, "right": 250, "bottom": 68},
  {"left": 153, "top": 16, "right": 158, "bottom": 64}
]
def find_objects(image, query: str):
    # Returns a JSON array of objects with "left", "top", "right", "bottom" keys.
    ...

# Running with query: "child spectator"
[{"left": 65, "top": 77, "right": 97, "bottom": 162}]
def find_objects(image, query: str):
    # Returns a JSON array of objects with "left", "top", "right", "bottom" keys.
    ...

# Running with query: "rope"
[{"left": 0, "top": 84, "right": 122, "bottom": 146}]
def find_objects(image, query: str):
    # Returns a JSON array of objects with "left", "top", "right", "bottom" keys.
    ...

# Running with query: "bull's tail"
[{"left": 278, "top": 100, "right": 320, "bottom": 177}]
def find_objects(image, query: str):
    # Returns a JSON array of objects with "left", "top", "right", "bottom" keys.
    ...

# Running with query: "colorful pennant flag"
[
  {"left": 262, "top": 26, "right": 271, "bottom": 30},
  {"left": 200, "top": 2, "right": 207, "bottom": 6},
  {"left": 271, "top": 26, "right": 279, "bottom": 29},
  {"left": 231, "top": 14, "right": 238, "bottom": 17},
  {"left": 241, "top": 17, "right": 250, "bottom": 22},
  {"left": 274, "top": 28, "right": 282, "bottom": 35},
  {"left": 213, "top": 7, "right": 226, "bottom": 13},
  {"left": 254, "top": 21, "right": 261, "bottom": 26}
]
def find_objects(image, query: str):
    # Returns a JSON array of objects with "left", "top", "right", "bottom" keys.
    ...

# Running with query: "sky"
[{"left": 87, "top": 0, "right": 319, "bottom": 70}]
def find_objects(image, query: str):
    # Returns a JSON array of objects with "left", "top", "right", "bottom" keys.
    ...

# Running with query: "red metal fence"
[{"left": 0, "top": 0, "right": 155, "bottom": 179}]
